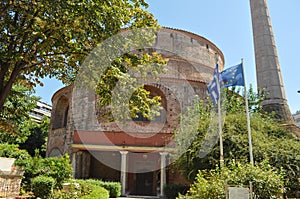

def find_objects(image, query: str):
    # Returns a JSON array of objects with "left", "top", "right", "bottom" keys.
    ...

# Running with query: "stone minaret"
[{"left": 250, "top": 0, "right": 293, "bottom": 123}]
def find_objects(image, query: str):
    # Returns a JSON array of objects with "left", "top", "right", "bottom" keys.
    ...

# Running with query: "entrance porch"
[{"left": 72, "top": 149, "right": 169, "bottom": 197}]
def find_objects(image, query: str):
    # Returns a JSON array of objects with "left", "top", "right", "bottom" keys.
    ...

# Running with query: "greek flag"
[
  {"left": 220, "top": 63, "right": 244, "bottom": 88},
  {"left": 207, "top": 64, "right": 220, "bottom": 105}
]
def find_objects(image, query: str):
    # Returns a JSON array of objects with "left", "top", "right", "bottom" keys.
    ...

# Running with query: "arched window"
[
  {"left": 52, "top": 96, "right": 69, "bottom": 129},
  {"left": 48, "top": 147, "right": 62, "bottom": 157}
]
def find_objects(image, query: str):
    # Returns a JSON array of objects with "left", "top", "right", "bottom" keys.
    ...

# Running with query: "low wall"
[{"left": 0, "top": 170, "right": 24, "bottom": 198}]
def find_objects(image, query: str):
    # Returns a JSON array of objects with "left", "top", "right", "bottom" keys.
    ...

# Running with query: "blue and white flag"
[
  {"left": 220, "top": 63, "right": 244, "bottom": 88},
  {"left": 207, "top": 64, "right": 220, "bottom": 105}
]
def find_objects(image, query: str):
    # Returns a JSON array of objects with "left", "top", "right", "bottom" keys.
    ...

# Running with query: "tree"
[
  {"left": 174, "top": 87, "right": 300, "bottom": 195},
  {"left": 0, "top": 0, "right": 162, "bottom": 112},
  {"left": 19, "top": 116, "right": 50, "bottom": 157},
  {"left": 0, "top": 83, "right": 38, "bottom": 143},
  {"left": 95, "top": 52, "right": 167, "bottom": 121},
  {"left": 0, "top": 83, "right": 50, "bottom": 157}
]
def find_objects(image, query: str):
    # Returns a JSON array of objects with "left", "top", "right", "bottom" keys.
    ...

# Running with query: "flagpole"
[
  {"left": 217, "top": 56, "right": 224, "bottom": 168},
  {"left": 241, "top": 59, "right": 254, "bottom": 164},
  {"left": 218, "top": 88, "right": 224, "bottom": 168}
]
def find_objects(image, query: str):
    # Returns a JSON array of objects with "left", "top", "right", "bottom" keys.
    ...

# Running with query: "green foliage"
[
  {"left": 0, "top": 84, "right": 38, "bottom": 143},
  {"left": 178, "top": 161, "right": 284, "bottom": 199},
  {"left": 79, "top": 185, "right": 109, "bottom": 199},
  {"left": 51, "top": 180, "right": 109, "bottom": 199},
  {"left": 22, "top": 154, "right": 72, "bottom": 190},
  {"left": 95, "top": 52, "right": 167, "bottom": 121},
  {"left": 223, "top": 85, "right": 265, "bottom": 114},
  {"left": 164, "top": 184, "right": 189, "bottom": 199},
  {"left": 173, "top": 97, "right": 212, "bottom": 161},
  {"left": 19, "top": 116, "right": 50, "bottom": 157},
  {"left": 179, "top": 171, "right": 224, "bottom": 199},
  {"left": 31, "top": 175, "right": 56, "bottom": 199},
  {"left": 222, "top": 112, "right": 300, "bottom": 194},
  {"left": 0, "top": 143, "right": 31, "bottom": 166},
  {"left": 52, "top": 182, "right": 88, "bottom": 199},
  {"left": 51, "top": 185, "right": 79, "bottom": 199},
  {"left": 174, "top": 87, "right": 300, "bottom": 194},
  {"left": 0, "top": 0, "right": 160, "bottom": 112},
  {"left": 81, "top": 179, "right": 121, "bottom": 198},
  {"left": 0, "top": 144, "right": 72, "bottom": 191}
]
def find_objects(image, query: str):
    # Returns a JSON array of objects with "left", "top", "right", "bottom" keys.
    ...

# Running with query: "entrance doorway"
[{"left": 134, "top": 171, "right": 155, "bottom": 196}]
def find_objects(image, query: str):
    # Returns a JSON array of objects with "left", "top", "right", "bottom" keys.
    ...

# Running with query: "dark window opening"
[{"left": 52, "top": 96, "right": 69, "bottom": 129}]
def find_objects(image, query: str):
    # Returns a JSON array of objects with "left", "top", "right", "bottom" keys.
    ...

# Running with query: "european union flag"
[
  {"left": 207, "top": 64, "right": 220, "bottom": 105},
  {"left": 220, "top": 63, "right": 244, "bottom": 88}
]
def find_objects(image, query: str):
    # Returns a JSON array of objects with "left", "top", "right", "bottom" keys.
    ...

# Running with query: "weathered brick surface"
[{"left": 47, "top": 28, "right": 224, "bottom": 157}]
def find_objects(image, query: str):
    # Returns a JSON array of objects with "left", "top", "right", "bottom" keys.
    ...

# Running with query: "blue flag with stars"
[
  {"left": 207, "top": 63, "right": 220, "bottom": 105},
  {"left": 220, "top": 63, "right": 244, "bottom": 88}
]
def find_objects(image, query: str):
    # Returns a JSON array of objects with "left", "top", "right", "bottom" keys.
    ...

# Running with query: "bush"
[
  {"left": 85, "top": 179, "right": 121, "bottom": 198},
  {"left": 0, "top": 143, "right": 31, "bottom": 165},
  {"left": 51, "top": 180, "right": 109, "bottom": 199},
  {"left": 79, "top": 185, "right": 109, "bottom": 199},
  {"left": 52, "top": 181, "right": 87, "bottom": 199},
  {"left": 0, "top": 145, "right": 72, "bottom": 191},
  {"left": 31, "top": 175, "right": 56, "bottom": 199},
  {"left": 178, "top": 161, "right": 284, "bottom": 199},
  {"left": 38, "top": 154, "right": 73, "bottom": 187},
  {"left": 23, "top": 154, "right": 72, "bottom": 189},
  {"left": 164, "top": 184, "right": 189, "bottom": 199}
]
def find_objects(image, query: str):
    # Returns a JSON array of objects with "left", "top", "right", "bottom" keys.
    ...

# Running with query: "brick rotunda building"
[{"left": 46, "top": 27, "right": 224, "bottom": 197}]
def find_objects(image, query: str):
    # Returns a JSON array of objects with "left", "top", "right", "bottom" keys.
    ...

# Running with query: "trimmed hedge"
[
  {"left": 79, "top": 185, "right": 109, "bottom": 199},
  {"left": 85, "top": 179, "right": 121, "bottom": 198},
  {"left": 51, "top": 180, "right": 109, "bottom": 199},
  {"left": 50, "top": 179, "right": 121, "bottom": 199},
  {"left": 31, "top": 175, "right": 56, "bottom": 199},
  {"left": 164, "top": 184, "right": 189, "bottom": 199}
]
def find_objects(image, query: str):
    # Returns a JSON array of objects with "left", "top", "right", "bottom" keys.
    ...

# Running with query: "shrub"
[
  {"left": 23, "top": 154, "right": 72, "bottom": 189},
  {"left": 31, "top": 175, "right": 56, "bottom": 199},
  {"left": 178, "top": 171, "right": 225, "bottom": 199},
  {"left": 164, "top": 184, "right": 189, "bottom": 199},
  {"left": 0, "top": 143, "right": 31, "bottom": 165},
  {"left": 178, "top": 161, "right": 284, "bottom": 199},
  {"left": 38, "top": 154, "right": 73, "bottom": 187},
  {"left": 51, "top": 180, "right": 109, "bottom": 199},
  {"left": 52, "top": 181, "right": 87, "bottom": 199},
  {"left": 79, "top": 185, "right": 109, "bottom": 199},
  {"left": 85, "top": 179, "right": 121, "bottom": 198},
  {"left": 0, "top": 144, "right": 72, "bottom": 191}
]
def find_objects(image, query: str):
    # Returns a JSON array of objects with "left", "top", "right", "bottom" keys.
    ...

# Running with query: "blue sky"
[{"left": 36, "top": 1, "right": 300, "bottom": 113}]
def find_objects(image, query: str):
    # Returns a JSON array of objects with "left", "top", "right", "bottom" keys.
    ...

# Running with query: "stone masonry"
[
  {"left": 46, "top": 27, "right": 225, "bottom": 196},
  {"left": 46, "top": 27, "right": 225, "bottom": 158},
  {"left": 250, "top": 0, "right": 293, "bottom": 122}
]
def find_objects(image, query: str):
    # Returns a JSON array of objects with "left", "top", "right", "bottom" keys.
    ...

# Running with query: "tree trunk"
[
  {"left": 0, "top": 64, "right": 22, "bottom": 112},
  {"left": 0, "top": 85, "right": 11, "bottom": 112}
]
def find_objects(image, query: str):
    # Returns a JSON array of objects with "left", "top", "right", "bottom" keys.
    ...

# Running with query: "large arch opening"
[{"left": 52, "top": 96, "right": 69, "bottom": 129}]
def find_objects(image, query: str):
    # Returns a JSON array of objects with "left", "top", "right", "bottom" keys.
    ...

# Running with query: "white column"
[
  {"left": 160, "top": 152, "right": 168, "bottom": 197},
  {"left": 120, "top": 151, "right": 128, "bottom": 196},
  {"left": 72, "top": 152, "right": 76, "bottom": 178}
]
